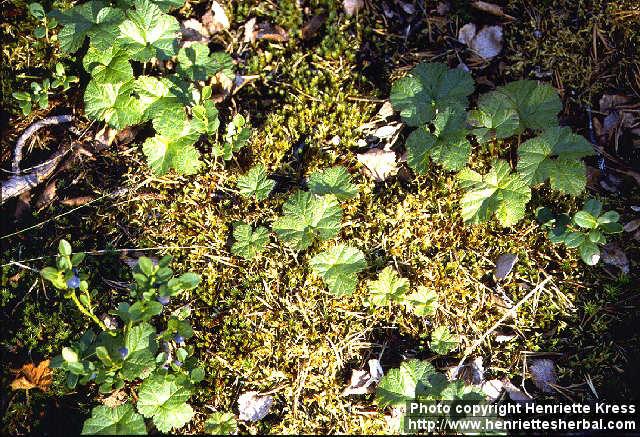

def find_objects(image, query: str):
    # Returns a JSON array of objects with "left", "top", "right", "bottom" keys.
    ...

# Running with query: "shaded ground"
[{"left": 1, "top": 0, "right": 640, "bottom": 434}]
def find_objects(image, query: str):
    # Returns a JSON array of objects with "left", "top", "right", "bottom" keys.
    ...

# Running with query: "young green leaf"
[
  {"left": 307, "top": 166, "right": 358, "bottom": 200},
  {"left": 310, "top": 244, "right": 367, "bottom": 296},
  {"left": 467, "top": 91, "right": 520, "bottom": 142},
  {"left": 406, "top": 106, "right": 471, "bottom": 172},
  {"left": 81, "top": 403, "right": 147, "bottom": 435},
  {"left": 83, "top": 46, "right": 134, "bottom": 83},
  {"left": 579, "top": 241, "right": 600, "bottom": 265},
  {"left": 237, "top": 164, "right": 275, "bottom": 201},
  {"left": 118, "top": 0, "right": 179, "bottom": 61},
  {"left": 84, "top": 79, "right": 143, "bottom": 129},
  {"left": 217, "top": 114, "right": 251, "bottom": 160},
  {"left": 517, "top": 126, "right": 594, "bottom": 195},
  {"left": 582, "top": 199, "right": 602, "bottom": 217},
  {"left": 136, "top": 374, "right": 194, "bottom": 433},
  {"left": 204, "top": 412, "right": 237, "bottom": 435},
  {"left": 231, "top": 223, "right": 269, "bottom": 260},
  {"left": 402, "top": 286, "right": 437, "bottom": 316},
  {"left": 53, "top": 1, "right": 125, "bottom": 53},
  {"left": 191, "top": 100, "right": 220, "bottom": 135},
  {"left": 573, "top": 211, "right": 598, "bottom": 229},
  {"left": 496, "top": 80, "right": 562, "bottom": 132},
  {"left": 376, "top": 359, "right": 436, "bottom": 407},
  {"left": 176, "top": 43, "right": 233, "bottom": 82},
  {"left": 390, "top": 62, "right": 474, "bottom": 127},
  {"left": 142, "top": 122, "right": 201, "bottom": 175},
  {"left": 272, "top": 191, "right": 342, "bottom": 250},
  {"left": 430, "top": 326, "right": 458, "bottom": 355},
  {"left": 457, "top": 160, "right": 531, "bottom": 227},
  {"left": 367, "top": 266, "right": 409, "bottom": 306}
]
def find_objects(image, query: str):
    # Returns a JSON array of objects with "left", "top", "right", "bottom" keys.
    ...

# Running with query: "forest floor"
[{"left": 1, "top": 0, "right": 640, "bottom": 434}]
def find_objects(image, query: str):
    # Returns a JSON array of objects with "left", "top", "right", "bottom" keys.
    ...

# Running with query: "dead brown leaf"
[
  {"left": 471, "top": 1, "right": 516, "bottom": 20},
  {"left": 343, "top": 0, "right": 364, "bottom": 16},
  {"left": 255, "top": 23, "right": 289, "bottom": 42},
  {"left": 202, "top": 1, "right": 230, "bottom": 34},
  {"left": 35, "top": 181, "right": 57, "bottom": 211},
  {"left": 11, "top": 359, "right": 53, "bottom": 392},
  {"left": 301, "top": 14, "right": 327, "bottom": 40},
  {"left": 61, "top": 196, "right": 94, "bottom": 207}
]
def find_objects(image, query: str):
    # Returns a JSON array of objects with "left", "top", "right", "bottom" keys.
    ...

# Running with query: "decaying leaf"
[
  {"left": 202, "top": 1, "right": 230, "bottom": 34},
  {"left": 343, "top": 359, "right": 384, "bottom": 395},
  {"left": 624, "top": 219, "right": 640, "bottom": 232},
  {"left": 301, "top": 14, "right": 326, "bottom": 40},
  {"left": 503, "top": 379, "right": 532, "bottom": 402},
  {"left": 244, "top": 17, "right": 257, "bottom": 43},
  {"left": 494, "top": 253, "right": 518, "bottom": 280},
  {"left": 450, "top": 356, "right": 484, "bottom": 385},
  {"left": 529, "top": 358, "right": 557, "bottom": 394},
  {"left": 343, "top": 0, "right": 364, "bottom": 16},
  {"left": 181, "top": 18, "right": 209, "bottom": 42},
  {"left": 601, "top": 242, "right": 630, "bottom": 273},
  {"left": 357, "top": 149, "right": 398, "bottom": 182},
  {"left": 458, "top": 24, "right": 504, "bottom": 60},
  {"left": 471, "top": 1, "right": 515, "bottom": 20},
  {"left": 11, "top": 359, "right": 53, "bottom": 392},
  {"left": 237, "top": 391, "right": 273, "bottom": 422},
  {"left": 480, "top": 379, "right": 504, "bottom": 400},
  {"left": 61, "top": 196, "right": 95, "bottom": 207}
]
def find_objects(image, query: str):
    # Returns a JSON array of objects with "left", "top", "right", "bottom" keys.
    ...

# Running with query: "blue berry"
[
  {"left": 66, "top": 275, "right": 80, "bottom": 289},
  {"left": 173, "top": 360, "right": 183, "bottom": 367},
  {"left": 157, "top": 295, "right": 170, "bottom": 305},
  {"left": 118, "top": 347, "right": 128, "bottom": 358},
  {"left": 174, "top": 334, "right": 185, "bottom": 343},
  {"left": 72, "top": 268, "right": 79, "bottom": 275}
]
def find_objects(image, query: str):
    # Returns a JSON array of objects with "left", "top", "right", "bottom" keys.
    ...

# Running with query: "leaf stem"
[{"left": 68, "top": 290, "right": 109, "bottom": 332}]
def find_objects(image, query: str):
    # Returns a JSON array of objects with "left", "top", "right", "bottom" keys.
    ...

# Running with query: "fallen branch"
[
  {"left": 2, "top": 115, "right": 74, "bottom": 205},
  {"left": 12, "top": 115, "right": 74, "bottom": 174},
  {"left": 457, "top": 276, "right": 551, "bottom": 368},
  {"left": 1, "top": 146, "right": 71, "bottom": 203}
]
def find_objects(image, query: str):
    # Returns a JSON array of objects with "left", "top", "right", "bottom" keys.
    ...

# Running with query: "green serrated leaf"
[
  {"left": 237, "top": 164, "right": 275, "bottom": 201},
  {"left": 390, "top": 62, "right": 474, "bottom": 127},
  {"left": 176, "top": 43, "right": 232, "bottom": 82},
  {"left": 376, "top": 359, "right": 436, "bottom": 407},
  {"left": 137, "top": 374, "right": 194, "bottom": 433},
  {"left": 272, "top": 191, "right": 342, "bottom": 251},
  {"left": 468, "top": 91, "right": 520, "bottom": 142},
  {"left": 310, "top": 244, "right": 366, "bottom": 296},
  {"left": 497, "top": 80, "right": 562, "bottom": 131},
  {"left": 53, "top": 1, "right": 125, "bottom": 53},
  {"left": 135, "top": 75, "right": 184, "bottom": 125},
  {"left": 368, "top": 266, "right": 409, "bottom": 306},
  {"left": 118, "top": 0, "right": 179, "bottom": 61},
  {"left": 116, "top": 0, "right": 184, "bottom": 11},
  {"left": 231, "top": 223, "right": 269, "bottom": 260},
  {"left": 458, "top": 160, "right": 531, "bottom": 227},
  {"left": 307, "top": 166, "right": 358, "bottom": 200},
  {"left": 84, "top": 79, "right": 142, "bottom": 129},
  {"left": 204, "top": 412, "right": 237, "bottom": 435},
  {"left": 121, "top": 322, "right": 157, "bottom": 380},
  {"left": 81, "top": 403, "right": 147, "bottom": 435},
  {"left": 430, "top": 326, "right": 458, "bottom": 355},
  {"left": 83, "top": 46, "right": 133, "bottom": 83},
  {"left": 517, "top": 126, "right": 594, "bottom": 195},
  {"left": 142, "top": 122, "right": 201, "bottom": 175},
  {"left": 406, "top": 106, "right": 470, "bottom": 172},
  {"left": 402, "top": 286, "right": 437, "bottom": 316}
]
